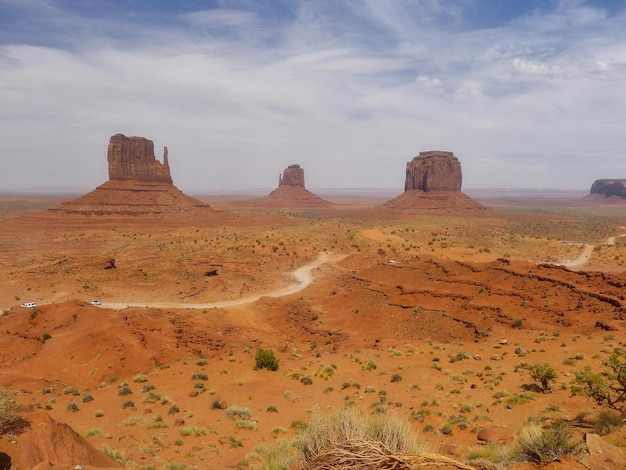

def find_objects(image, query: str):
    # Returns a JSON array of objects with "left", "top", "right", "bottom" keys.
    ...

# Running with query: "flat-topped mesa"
[
  {"left": 108, "top": 134, "right": 172, "bottom": 183},
  {"left": 405, "top": 150, "right": 462, "bottom": 192},
  {"left": 384, "top": 150, "right": 485, "bottom": 212},
  {"left": 278, "top": 164, "right": 305, "bottom": 188},
  {"left": 590, "top": 179, "right": 626, "bottom": 199}
]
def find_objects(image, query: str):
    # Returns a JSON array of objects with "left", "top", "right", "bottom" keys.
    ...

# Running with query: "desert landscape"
[{"left": 1, "top": 139, "right": 626, "bottom": 470}]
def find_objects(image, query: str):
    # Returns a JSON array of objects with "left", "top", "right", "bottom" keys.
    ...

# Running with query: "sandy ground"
[{"left": 1, "top": 195, "right": 626, "bottom": 469}]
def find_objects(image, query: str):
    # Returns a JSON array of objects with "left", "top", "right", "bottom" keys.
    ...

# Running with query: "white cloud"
[{"left": 1, "top": 0, "right": 625, "bottom": 192}]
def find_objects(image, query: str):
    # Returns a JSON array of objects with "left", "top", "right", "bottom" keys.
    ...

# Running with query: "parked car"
[
  {"left": 89, "top": 300, "right": 102, "bottom": 306},
  {"left": 20, "top": 302, "right": 37, "bottom": 308}
]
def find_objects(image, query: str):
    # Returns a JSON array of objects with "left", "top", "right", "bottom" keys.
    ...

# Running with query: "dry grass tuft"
[{"left": 294, "top": 408, "right": 474, "bottom": 470}]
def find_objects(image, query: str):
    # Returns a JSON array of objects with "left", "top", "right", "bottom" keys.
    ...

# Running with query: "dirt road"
[
  {"left": 100, "top": 252, "right": 348, "bottom": 310},
  {"left": 561, "top": 227, "right": 626, "bottom": 268}
]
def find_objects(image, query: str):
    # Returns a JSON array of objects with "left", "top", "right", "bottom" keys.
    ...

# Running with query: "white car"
[
  {"left": 89, "top": 300, "right": 102, "bottom": 306},
  {"left": 20, "top": 302, "right": 37, "bottom": 308}
]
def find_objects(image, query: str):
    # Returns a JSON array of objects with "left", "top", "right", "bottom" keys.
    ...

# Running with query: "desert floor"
[{"left": 1, "top": 193, "right": 626, "bottom": 469}]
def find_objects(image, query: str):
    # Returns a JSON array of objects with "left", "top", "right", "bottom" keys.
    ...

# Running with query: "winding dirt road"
[
  {"left": 100, "top": 252, "right": 348, "bottom": 310},
  {"left": 560, "top": 227, "right": 626, "bottom": 268}
]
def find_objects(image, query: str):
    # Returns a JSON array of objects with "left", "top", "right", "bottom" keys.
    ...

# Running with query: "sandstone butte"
[
  {"left": 239, "top": 164, "right": 333, "bottom": 208},
  {"left": 49, "top": 134, "right": 222, "bottom": 221},
  {"left": 384, "top": 150, "right": 486, "bottom": 212}
]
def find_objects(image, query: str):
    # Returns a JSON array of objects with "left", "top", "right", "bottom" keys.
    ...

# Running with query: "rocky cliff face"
[
  {"left": 385, "top": 150, "right": 485, "bottom": 212},
  {"left": 279, "top": 164, "right": 305, "bottom": 188},
  {"left": 590, "top": 179, "right": 626, "bottom": 199},
  {"left": 404, "top": 151, "right": 462, "bottom": 192},
  {"left": 108, "top": 134, "right": 172, "bottom": 184}
]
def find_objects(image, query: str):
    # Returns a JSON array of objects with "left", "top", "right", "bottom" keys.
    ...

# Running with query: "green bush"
[
  {"left": 255, "top": 348, "right": 279, "bottom": 371},
  {"left": 118, "top": 385, "right": 132, "bottom": 396},
  {"left": 593, "top": 409, "right": 624, "bottom": 435},
  {"left": 0, "top": 387, "right": 19, "bottom": 432},
  {"left": 512, "top": 421, "right": 584, "bottom": 464},
  {"left": 529, "top": 363, "right": 558, "bottom": 392}
]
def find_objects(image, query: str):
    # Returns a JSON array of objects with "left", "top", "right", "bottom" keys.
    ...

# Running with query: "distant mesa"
[
  {"left": 51, "top": 134, "right": 221, "bottom": 220},
  {"left": 589, "top": 179, "right": 626, "bottom": 200},
  {"left": 384, "top": 150, "right": 486, "bottom": 211},
  {"left": 239, "top": 164, "right": 333, "bottom": 208}
]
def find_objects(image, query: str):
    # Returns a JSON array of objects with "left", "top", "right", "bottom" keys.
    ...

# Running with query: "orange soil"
[{"left": 1, "top": 196, "right": 626, "bottom": 469}]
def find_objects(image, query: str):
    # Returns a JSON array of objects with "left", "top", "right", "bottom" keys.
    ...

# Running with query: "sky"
[{"left": 1, "top": 0, "right": 625, "bottom": 193}]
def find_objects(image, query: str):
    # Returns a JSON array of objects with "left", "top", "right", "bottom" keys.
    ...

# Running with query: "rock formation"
[
  {"left": 278, "top": 164, "right": 306, "bottom": 188},
  {"left": 0, "top": 411, "right": 120, "bottom": 468},
  {"left": 589, "top": 179, "right": 626, "bottom": 199},
  {"left": 50, "top": 134, "right": 225, "bottom": 222},
  {"left": 237, "top": 164, "right": 333, "bottom": 208},
  {"left": 404, "top": 151, "right": 462, "bottom": 192},
  {"left": 108, "top": 134, "right": 172, "bottom": 183},
  {"left": 384, "top": 150, "right": 485, "bottom": 212}
]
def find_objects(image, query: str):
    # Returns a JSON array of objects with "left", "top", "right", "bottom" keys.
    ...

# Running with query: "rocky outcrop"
[
  {"left": 279, "top": 164, "right": 305, "bottom": 188},
  {"left": 404, "top": 151, "right": 462, "bottom": 192},
  {"left": 385, "top": 150, "right": 485, "bottom": 212},
  {"left": 234, "top": 164, "right": 333, "bottom": 208},
  {"left": 0, "top": 411, "right": 120, "bottom": 469},
  {"left": 108, "top": 134, "right": 172, "bottom": 183},
  {"left": 590, "top": 179, "right": 626, "bottom": 199},
  {"left": 49, "top": 134, "right": 226, "bottom": 222}
]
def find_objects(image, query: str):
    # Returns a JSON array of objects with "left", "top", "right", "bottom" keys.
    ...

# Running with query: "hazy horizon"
[{"left": 2, "top": 1, "right": 625, "bottom": 192}]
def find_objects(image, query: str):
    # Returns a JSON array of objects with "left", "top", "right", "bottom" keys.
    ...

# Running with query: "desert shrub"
[
  {"left": 142, "top": 383, "right": 156, "bottom": 392},
  {"left": 512, "top": 421, "right": 584, "bottom": 464},
  {"left": 253, "top": 440, "right": 296, "bottom": 470},
  {"left": 168, "top": 405, "right": 180, "bottom": 415},
  {"left": 449, "top": 352, "right": 471, "bottom": 363},
  {"left": 291, "top": 420, "right": 308, "bottom": 432},
  {"left": 506, "top": 392, "right": 537, "bottom": 405},
  {"left": 266, "top": 405, "right": 278, "bottom": 413},
  {"left": 64, "top": 386, "right": 81, "bottom": 396},
  {"left": 572, "top": 351, "right": 626, "bottom": 412},
  {"left": 255, "top": 348, "right": 279, "bottom": 371},
  {"left": 593, "top": 409, "right": 624, "bottom": 435},
  {"left": 226, "top": 405, "right": 252, "bottom": 419},
  {"left": 293, "top": 408, "right": 424, "bottom": 469},
  {"left": 390, "top": 374, "right": 403, "bottom": 383},
  {"left": 85, "top": 428, "right": 105, "bottom": 437},
  {"left": 180, "top": 426, "right": 207, "bottom": 437},
  {"left": 191, "top": 372, "right": 208, "bottom": 381},
  {"left": 42, "top": 332, "right": 52, "bottom": 341},
  {"left": 0, "top": 387, "right": 19, "bottom": 432},
  {"left": 162, "top": 463, "right": 187, "bottom": 470},
  {"left": 362, "top": 360, "right": 377, "bottom": 371},
  {"left": 82, "top": 393, "right": 94, "bottom": 403},
  {"left": 529, "top": 363, "right": 558, "bottom": 392},
  {"left": 300, "top": 376, "right": 313, "bottom": 385},
  {"left": 67, "top": 402, "right": 79, "bottom": 412},
  {"left": 122, "top": 400, "right": 135, "bottom": 409},
  {"left": 100, "top": 447, "right": 127, "bottom": 465},
  {"left": 133, "top": 374, "right": 148, "bottom": 383},
  {"left": 236, "top": 419, "right": 258, "bottom": 430},
  {"left": 118, "top": 385, "right": 132, "bottom": 396}
]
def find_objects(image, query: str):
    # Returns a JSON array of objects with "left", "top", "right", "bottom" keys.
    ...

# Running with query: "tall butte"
[
  {"left": 52, "top": 134, "right": 220, "bottom": 221},
  {"left": 240, "top": 164, "right": 332, "bottom": 208},
  {"left": 384, "top": 151, "right": 485, "bottom": 211}
]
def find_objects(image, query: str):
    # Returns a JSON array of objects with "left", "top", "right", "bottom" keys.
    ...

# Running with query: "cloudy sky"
[{"left": 1, "top": 0, "right": 625, "bottom": 193}]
